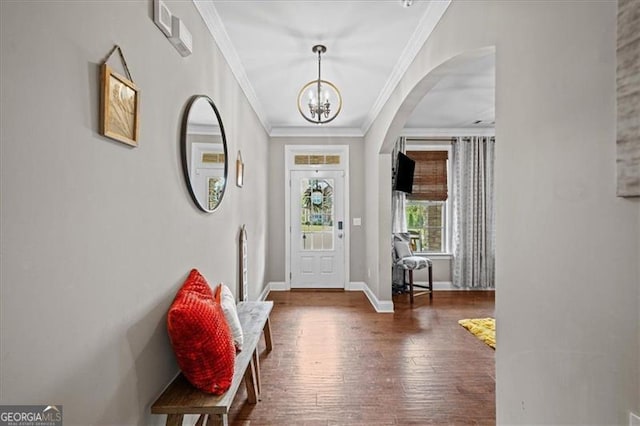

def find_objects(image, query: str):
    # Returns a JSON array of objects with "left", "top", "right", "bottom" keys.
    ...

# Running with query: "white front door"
[{"left": 290, "top": 170, "right": 345, "bottom": 288}]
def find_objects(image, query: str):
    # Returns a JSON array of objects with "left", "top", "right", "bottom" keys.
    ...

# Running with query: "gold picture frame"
[{"left": 100, "top": 63, "right": 140, "bottom": 147}]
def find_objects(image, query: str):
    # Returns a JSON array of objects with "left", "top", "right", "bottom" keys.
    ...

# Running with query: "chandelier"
[{"left": 297, "top": 45, "right": 342, "bottom": 125}]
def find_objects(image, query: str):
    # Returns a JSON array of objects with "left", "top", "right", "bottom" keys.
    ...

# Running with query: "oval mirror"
[{"left": 181, "top": 95, "right": 228, "bottom": 212}]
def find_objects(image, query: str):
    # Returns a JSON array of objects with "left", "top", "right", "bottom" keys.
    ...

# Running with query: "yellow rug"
[{"left": 458, "top": 318, "right": 495, "bottom": 349}]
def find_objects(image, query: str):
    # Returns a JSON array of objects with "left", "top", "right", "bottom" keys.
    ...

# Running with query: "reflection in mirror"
[{"left": 181, "top": 95, "right": 228, "bottom": 212}]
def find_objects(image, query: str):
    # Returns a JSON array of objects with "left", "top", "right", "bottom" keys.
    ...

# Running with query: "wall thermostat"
[{"left": 169, "top": 16, "right": 193, "bottom": 57}]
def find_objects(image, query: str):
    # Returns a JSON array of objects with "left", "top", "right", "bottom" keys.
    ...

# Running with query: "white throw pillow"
[{"left": 219, "top": 284, "right": 244, "bottom": 352}]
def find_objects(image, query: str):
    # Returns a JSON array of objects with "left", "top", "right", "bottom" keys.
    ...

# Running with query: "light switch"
[{"left": 353, "top": 217, "right": 361, "bottom": 226}]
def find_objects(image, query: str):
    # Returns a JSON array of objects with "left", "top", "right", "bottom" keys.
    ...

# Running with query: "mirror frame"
[{"left": 181, "top": 95, "right": 229, "bottom": 213}]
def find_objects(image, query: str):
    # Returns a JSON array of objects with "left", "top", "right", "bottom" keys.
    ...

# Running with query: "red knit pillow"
[
  {"left": 167, "top": 269, "right": 235, "bottom": 394},
  {"left": 175, "top": 268, "right": 213, "bottom": 300}
]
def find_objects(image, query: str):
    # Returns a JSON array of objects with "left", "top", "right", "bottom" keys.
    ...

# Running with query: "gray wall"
[
  {"left": 267, "top": 137, "right": 366, "bottom": 283},
  {"left": 0, "top": 1, "right": 268, "bottom": 425},
  {"left": 1, "top": 1, "right": 638, "bottom": 425},
  {"left": 365, "top": 1, "right": 639, "bottom": 424},
  {"left": 412, "top": 258, "right": 451, "bottom": 283}
]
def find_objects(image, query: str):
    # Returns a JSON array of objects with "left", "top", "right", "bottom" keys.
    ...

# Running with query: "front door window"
[{"left": 300, "top": 178, "right": 334, "bottom": 251}]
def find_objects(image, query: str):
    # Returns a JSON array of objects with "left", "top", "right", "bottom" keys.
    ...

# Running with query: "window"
[
  {"left": 406, "top": 200, "right": 446, "bottom": 252},
  {"left": 406, "top": 148, "right": 450, "bottom": 254},
  {"left": 300, "top": 178, "right": 334, "bottom": 251}
]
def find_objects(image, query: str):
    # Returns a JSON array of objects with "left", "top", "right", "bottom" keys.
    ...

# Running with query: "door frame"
[{"left": 285, "top": 145, "right": 350, "bottom": 290}]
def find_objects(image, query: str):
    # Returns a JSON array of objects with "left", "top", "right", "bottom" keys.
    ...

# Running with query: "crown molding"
[
  {"left": 187, "top": 122, "right": 221, "bottom": 135},
  {"left": 270, "top": 127, "right": 364, "bottom": 138},
  {"left": 360, "top": 0, "right": 451, "bottom": 135},
  {"left": 193, "top": 1, "right": 272, "bottom": 134},
  {"left": 401, "top": 127, "right": 495, "bottom": 137},
  {"left": 195, "top": 1, "right": 452, "bottom": 138}
]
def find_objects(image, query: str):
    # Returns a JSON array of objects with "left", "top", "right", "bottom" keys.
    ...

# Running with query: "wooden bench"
[{"left": 151, "top": 301, "right": 273, "bottom": 426}]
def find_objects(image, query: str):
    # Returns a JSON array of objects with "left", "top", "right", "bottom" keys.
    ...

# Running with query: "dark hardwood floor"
[{"left": 228, "top": 290, "right": 495, "bottom": 425}]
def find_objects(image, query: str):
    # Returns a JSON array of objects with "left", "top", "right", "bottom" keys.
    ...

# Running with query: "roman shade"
[{"left": 407, "top": 150, "right": 448, "bottom": 201}]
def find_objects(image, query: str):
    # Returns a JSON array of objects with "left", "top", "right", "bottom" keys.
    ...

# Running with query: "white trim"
[
  {"left": 405, "top": 143, "right": 453, "bottom": 254},
  {"left": 187, "top": 122, "right": 220, "bottom": 135},
  {"left": 284, "top": 144, "right": 352, "bottom": 169},
  {"left": 351, "top": 282, "right": 394, "bottom": 313},
  {"left": 268, "top": 281, "right": 288, "bottom": 292},
  {"left": 401, "top": 128, "right": 495, "bottom": 137},
  {"left": 258, "top": 283, "right": 272, "bottom": 301},
  {"left": 413, "top": 253, "right": 453, "bottom": 260},
  {"left": 193, "top": 1, "right": 271, "bottom": 134},
  {"left": 194, "top": 0, "right": 449, "bottom": 138},
  {"left": 361, "top": 0, "right": 452, "bottom": 135},
  {"left": 433, "top": 281, "right": 454, "bottom": 290},
  {"left": 345, "top": 281, "right": 365, "bottom": 292},
  {"left": 261, "top": 282, "right": 395, "bottom": 313},
  {"left": 285, "top": 145, "right": 350, "bottom": 291},
  {"left": 194, "top": 1, "right": 456, "bottom": 138},
  {"left": 270, "top": 127, "right": 364, "bottom": 138},
  {"left": 415, "top": 281, "right": 496, "bottom": 291},
  {"left": 258, "top": 281, "right": 491, "bottom": 311}
]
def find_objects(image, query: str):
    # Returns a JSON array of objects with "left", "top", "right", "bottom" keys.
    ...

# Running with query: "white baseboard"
[
  {"left": 257, "top": 283, "right": 271, "bottom": 301},
  {"left": 415, "top": 281, "right": 496, "bottom": 291},
  {"left": 258, "top": 282, "right": 288, "bottom": 301},
  {"left": 434, "top": 281, "right": 453, "bottom": 290},
  {"left": 263, "top": 281, "right": 394, "bottom": 313},
  {"left": 345, "top": 281, "right": 364, "bottom": 291},
  {"left": 348, "top": 281, "right": 394, "bottom": 313},
  {"left": 268, "top": 281, "right": 287, "bottom": 291},
  {"left": 409, "top": 281, "right": 454, "bottom": 290}
]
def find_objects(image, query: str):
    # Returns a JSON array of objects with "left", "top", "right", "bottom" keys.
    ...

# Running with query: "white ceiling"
[
  {"left": 194, "top": 0, "right": 495, "bottom": 137},
  {"left": 404, "top": 53, "right": 495, "bottom": 131}
]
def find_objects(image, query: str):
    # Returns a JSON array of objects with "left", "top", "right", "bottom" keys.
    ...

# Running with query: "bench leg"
[
  {"left": 263, "top": 317, "right": 273, "bottom": 352},
  {"left": 253, "top": 349, "right": 261, "bottom": 395},
  {"left": 205, "top": 414, "right": 228, "bottom": 426},
  {"left": 243, "top": 357, "right": 259, "bottom": 404},
  {"left": 165, "top": 414, "right": 183, "bottom": 426}
]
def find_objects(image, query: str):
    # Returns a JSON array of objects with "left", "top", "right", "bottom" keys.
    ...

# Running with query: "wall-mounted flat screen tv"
[{"left": 394, "top": 152, "right": 415, "bottom": 194}]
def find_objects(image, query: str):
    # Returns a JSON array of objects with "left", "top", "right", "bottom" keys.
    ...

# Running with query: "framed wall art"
[
  {"left": 100, "top": 64, "right": 140, "bottom": 146},
  {"left": 99, "top": 45, "right": 140, "bottom": 147}
]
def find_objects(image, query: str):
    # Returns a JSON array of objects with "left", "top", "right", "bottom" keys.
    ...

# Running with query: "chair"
[{"left": 393, "top": 236, "right": 433, "bottom": 304}]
